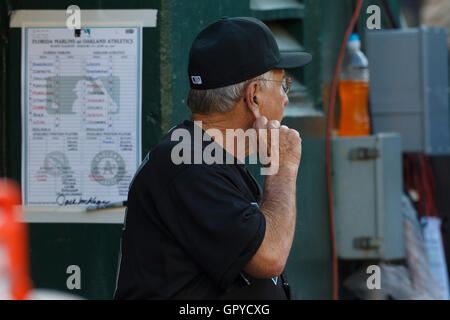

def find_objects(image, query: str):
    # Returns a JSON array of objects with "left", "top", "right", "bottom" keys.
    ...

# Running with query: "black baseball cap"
[{"left": 188, "top": 16, "right": 312, "bottom": 90}]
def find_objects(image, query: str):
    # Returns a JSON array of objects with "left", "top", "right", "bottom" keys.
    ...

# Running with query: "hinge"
[
  {"left": 353, "top": 236, "right": 382, "bottom": 250},
  {"left": 349, "top": 147, "right": 379, "bottom": 161}
]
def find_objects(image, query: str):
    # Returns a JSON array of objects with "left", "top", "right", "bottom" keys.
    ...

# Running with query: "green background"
[{"left": 1, "top": 0, "right": 399, "bottom": 299}]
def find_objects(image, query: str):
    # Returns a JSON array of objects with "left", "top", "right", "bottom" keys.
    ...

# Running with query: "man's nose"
[{"left": 283, "top": 92, "right": 289, "bottom": 107}]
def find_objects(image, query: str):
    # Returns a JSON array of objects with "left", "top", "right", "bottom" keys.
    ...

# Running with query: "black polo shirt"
[{"left": 114, "top": 120, "right": 290, "bottom": 299}]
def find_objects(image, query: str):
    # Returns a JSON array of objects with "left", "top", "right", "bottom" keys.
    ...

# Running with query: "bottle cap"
[
  {"left": 347, "top": 33, "right": 361, "bottom": 50},
  {"left": 348, "top": 33, "right": 360, "bottom": 43}
]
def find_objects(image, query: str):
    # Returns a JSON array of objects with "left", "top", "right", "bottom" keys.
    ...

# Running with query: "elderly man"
[{"left": 114, "top": 17, "right": 311, "bottom": 300}]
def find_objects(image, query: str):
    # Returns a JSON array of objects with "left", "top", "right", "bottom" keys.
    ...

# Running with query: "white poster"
[{"left": 21, "top": 27, "right": 142, "bottom": 206}]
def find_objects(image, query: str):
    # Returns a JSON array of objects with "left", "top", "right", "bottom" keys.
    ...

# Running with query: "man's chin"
[
  {"left": 275, "top": 116, "right": 284, "bottom": 123},
  {"left": 263, "top": 115, "right": 283, "bottom": 123}
]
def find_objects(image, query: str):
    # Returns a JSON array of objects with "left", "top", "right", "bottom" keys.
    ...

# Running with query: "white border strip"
[
  {"left": 17, "top": 205, "right": 126, "bottom": 224},
  {"left": 20, "top": 27, "right": 25, "bottom": 204},
  {"left": 10, "top": 9, "right": 157, "bottom": 28}
]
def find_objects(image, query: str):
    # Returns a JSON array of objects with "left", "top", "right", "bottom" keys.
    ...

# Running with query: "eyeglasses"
[{"left": 259, "top": 77, "right": 291, "bottom": 94}]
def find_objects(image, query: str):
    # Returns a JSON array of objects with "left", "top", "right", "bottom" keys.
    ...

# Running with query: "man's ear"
[{"left": 244, "top": 81, "right": 261, "bottom": 119}]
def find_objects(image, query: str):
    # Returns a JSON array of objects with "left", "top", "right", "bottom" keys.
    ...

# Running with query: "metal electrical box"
[
  {"left": 366, "top": 26, "right": 450, "bottom": 155},
  {"left": 332, "top": 133, "right": 405, "bottom": 260}
]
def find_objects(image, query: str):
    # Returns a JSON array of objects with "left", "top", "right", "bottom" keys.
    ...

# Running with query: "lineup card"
[{"left": 22, "top": 27, "right": 142, "bottom": 206}]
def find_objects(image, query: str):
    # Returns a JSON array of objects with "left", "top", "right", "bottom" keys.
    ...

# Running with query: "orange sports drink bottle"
[{"left": 338, "top": 33, "right": 370, "bottom": 136}]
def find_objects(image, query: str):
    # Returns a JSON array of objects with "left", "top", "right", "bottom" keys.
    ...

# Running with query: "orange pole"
[
  {"left": 0, "top": 179, "right": 32, "bottom": 299},
  {"left": 325, "top": 0, "right": 364, "bottom": 300}
]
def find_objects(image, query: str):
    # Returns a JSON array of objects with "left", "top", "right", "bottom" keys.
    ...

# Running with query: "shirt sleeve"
[{"left": 163, "top": 164, "right": 266, "bottom": 290}]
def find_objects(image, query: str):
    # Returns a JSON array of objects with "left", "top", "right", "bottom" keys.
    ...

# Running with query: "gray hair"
[{"left": 187, "top": 70, "right": 273, "bottom": 114}]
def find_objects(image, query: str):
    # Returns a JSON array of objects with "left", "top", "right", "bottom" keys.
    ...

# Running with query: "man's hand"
[{"left": 253, "top": 116, "right": 302, "bottom": 172}]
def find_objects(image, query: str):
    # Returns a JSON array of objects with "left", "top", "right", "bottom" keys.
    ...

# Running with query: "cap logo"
[{"left": 191, "top": 76, "right": 202, "bottom": 85}]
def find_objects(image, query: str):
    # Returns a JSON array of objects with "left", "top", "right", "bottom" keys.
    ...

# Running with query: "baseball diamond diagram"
[{"left": 21, "top": 27, "right": 142, "bottom": 205}]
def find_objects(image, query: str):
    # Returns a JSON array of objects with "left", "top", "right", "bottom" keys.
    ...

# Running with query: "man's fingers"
[
  {"left": 253, "top": 116, "right": 268, "bottom": 129},
  {"left": 267, "top": 120, "right": 280, "bottom": 129}
]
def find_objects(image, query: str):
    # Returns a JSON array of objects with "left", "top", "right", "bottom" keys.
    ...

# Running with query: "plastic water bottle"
[{"left": 338, "top": 33, "right": 370, "bottom": 136}]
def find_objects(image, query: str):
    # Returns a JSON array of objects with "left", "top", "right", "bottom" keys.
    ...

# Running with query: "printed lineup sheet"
[{"left": 21, "top": 27, "right": 142, "bottom": 206}]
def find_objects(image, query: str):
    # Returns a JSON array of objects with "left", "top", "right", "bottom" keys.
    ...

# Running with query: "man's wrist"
[
  {"left": 264, "top": 164, "right": 298, "bottom": 185},
  {"left": 279, "top": 162, "right": 299, "bottom": 175}
]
